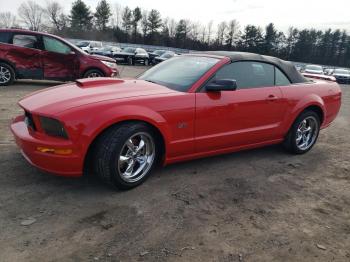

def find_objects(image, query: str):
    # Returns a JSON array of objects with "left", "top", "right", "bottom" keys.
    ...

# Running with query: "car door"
[
  {"left": 8, "top": 33, "right": 43, "bottom": 79},
  {"left": 41, "top": 36, "right": 78, "bottom": 80},
  {"left": 195, "top": 61, "right": 288, "bottom": 152}
]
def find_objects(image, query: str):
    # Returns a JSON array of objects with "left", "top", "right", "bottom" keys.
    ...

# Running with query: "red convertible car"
[{"left": 11, "top": 52, "right": 342, "bottom": 189}]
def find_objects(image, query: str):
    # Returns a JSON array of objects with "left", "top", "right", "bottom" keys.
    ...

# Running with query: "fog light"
[{"left": 37, "top": 147, "right": 72, "bottom": 155}]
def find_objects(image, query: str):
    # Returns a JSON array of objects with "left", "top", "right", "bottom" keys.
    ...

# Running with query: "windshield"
[
  {"left": 100, "top": 46, "right": 113, "bottom": 51},
  {"left": 123, "top": 47, "right": 136, "bottom": 53},
  {"left": 77, "top": 41, "right": 89, "bottom": 47},
  {"left": 138, "top": 56, "right": 219, "bottom": 92},
  {"left": 334, "top": 69, "right": 350, "bottom": 75},
  {"left": 306, "top": 65, "right": 323, "bottom": 71},
  {"left": 154, "top": 50, "right": 166, "bottom": 55},
  {"left": 161, "top": 52, "right": 174, "bottom": 58}
]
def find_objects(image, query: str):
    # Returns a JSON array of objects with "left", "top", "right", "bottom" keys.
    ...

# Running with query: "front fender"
[{"left": 63, "top": 104, "right": 171, "bottom": 158}]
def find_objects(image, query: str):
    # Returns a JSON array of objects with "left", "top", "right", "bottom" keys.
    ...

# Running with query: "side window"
[
  {"left": 12, "top": 34, "right": 39, "bottom": 49},
  {"left": 0, "top": 32, "right": 11, "bottom": 43},
  {"left": 275, "top": 67, "right": 291, "bottom": 86},
  {"left": 43, "top": 36, "right": 72, "bottom": 54},
  {"left": 213, "top": 61, "right": 274, "bottom": 89}
]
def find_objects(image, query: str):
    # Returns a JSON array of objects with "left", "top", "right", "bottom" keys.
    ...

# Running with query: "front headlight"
[
  {"left": 101, "top": 60, "right": 118, "bottom": 69},
  {"left": 39, "top": 116, "right": 68, "bottom": 139}
]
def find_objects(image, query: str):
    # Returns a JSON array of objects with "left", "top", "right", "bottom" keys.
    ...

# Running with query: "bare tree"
[
  {"left": 207, "top": 20, "right": 213, "bottom": 44},
  {"left": 216, "top": 21, "right": 227, "bottom": 46},
  {"left": 168, "top": 18, "right": 176, "bottom": 38},
  {"left": 225, "top": 19, "right": 240, "bottom": 48},
  {"left": 18, "top": 1, "right": 44, "bottom": 31},
  {"left": 111, "top": 2, "right": 122, "bottom": 28},
  {"left": 200, "top": 25, "right": 207, "bottom": 43},
  {"left": 45, "top": 1, "right": 65, "bottom": 31},
  {"left": 189, "top": 22, "right": 200, "bottom": 41},
  {"left": 0, "top": 12, "right": 17, "bottom": 28}
]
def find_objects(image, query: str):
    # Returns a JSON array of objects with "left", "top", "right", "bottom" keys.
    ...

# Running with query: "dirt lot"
[{"left": 0, "top": 65, "right": 349, "bottom": 262}]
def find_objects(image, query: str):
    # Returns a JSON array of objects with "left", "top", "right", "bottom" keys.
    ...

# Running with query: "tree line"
[{"left": 1, "top": 0, "right": 350, "bottom": 68}]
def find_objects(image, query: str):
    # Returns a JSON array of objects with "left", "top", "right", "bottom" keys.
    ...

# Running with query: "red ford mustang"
[{"left": 11, "top": 52, "right": 342, "bottom": 189}]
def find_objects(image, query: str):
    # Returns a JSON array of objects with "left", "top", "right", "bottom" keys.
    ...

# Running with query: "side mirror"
[{"left": 206, "top": 79, "right": 237, "bottom": 92}]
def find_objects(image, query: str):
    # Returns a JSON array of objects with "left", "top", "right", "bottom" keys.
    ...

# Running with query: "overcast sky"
[{"left": 4, "top": 0, "right": 350, "bottom": 32}]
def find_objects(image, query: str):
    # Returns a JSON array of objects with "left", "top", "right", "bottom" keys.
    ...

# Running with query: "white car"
[
  {"left": 303, "top": 65, "right": 324, "bottom": 75},
  {"left": 76, "top": 41, "right": 103, "bottom": 54}
]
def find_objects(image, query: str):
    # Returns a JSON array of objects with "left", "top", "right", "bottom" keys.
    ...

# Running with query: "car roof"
[
  {"left": 188, "top": 51, "right": 308, "bottom": 84},
  {"left": 0, "top": 28, "right": 60, "bottom": 38}
]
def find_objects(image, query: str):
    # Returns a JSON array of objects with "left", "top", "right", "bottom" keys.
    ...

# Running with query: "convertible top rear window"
[{"left": 138, "top": 56, "right": 219, "bottom": 92}]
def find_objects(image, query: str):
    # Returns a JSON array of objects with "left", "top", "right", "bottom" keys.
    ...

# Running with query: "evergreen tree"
[
  {"left": 263, "top": 23, "right": 278, "bottom": 55},
  {"left": 147, "top": 9, "right": 162, "bottom": 42},
  {"left": 121, "top": 7, "right": 132, "bottom": 36},
  {"left": 94, "top": 0, "right": 111, "bottom": 31},
  {"left": 131, "top": 7, "right": 142, "bottom": 42},
  {"left": 70, "top": 0, "right": 93, "bottom": 31},
  {"left": 238, "top": 25, "right": 264, "bottom": 53}
]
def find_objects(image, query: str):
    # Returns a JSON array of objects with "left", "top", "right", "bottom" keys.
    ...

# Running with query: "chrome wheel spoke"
[
  {"left": 295, "top": 116, "right": 319, "bottom": 151},
  {"left": 117, "top": 132, "right": 155, "bottom": 183}
]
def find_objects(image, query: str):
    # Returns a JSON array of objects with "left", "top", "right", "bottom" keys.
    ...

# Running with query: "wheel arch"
[
  {"left": 82, "top": 67, "right": 106, "bottom": 78},
  {"left": 284, "top": 99, "right": 326, "bottom": 135},
  {"left": 0, "top": 59, "right": 16, "bottom": 75},
  {"left": 83, "top": 118, "right": 167, "bottom": 175}
]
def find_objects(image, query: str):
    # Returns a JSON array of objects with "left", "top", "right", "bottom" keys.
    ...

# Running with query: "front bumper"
[{"left": 10, "top": 116, "right": 84, "bottom": 177}]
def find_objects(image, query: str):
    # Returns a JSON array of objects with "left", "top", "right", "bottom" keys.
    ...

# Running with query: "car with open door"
[
  {"left": 0, "top": 29, "right": 119, "bottom": 86},
  {"left": 11, "top": 52, "right": 341, "bottom": 189}
]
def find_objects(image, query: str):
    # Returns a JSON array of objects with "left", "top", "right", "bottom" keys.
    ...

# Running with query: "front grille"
[{"left": 24, "top": 111, "right": 36, "bottom": 131}]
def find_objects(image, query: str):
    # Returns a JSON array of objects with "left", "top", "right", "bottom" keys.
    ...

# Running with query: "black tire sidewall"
[
  {"left": 83, "top": 69, "right": 104, "bottom": 78},
  {"left": 0, "top": 63, "right": 15, "bottom": 86},
  {"left": 287, "top": 111, "right": 320, "bottom": 154},
  {"left": 98, "top": 123, "right": 159, "bottom": 189}
]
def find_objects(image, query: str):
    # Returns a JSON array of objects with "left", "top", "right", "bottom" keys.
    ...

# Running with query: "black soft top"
[{"left": 198, "top": 51, "right": 308, "bottom": 84}]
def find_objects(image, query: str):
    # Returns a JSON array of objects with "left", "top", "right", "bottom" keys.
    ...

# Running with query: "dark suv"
[{"left": 0, "top": 29, "right": 119, "bottom": 86}]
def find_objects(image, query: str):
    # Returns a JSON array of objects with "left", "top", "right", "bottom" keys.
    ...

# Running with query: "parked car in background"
[
  {"left": 331, "top": 68, "right": 350, "bottom": 84},
  {"left": 90, "top": 46, "right": 121, "bottom": 58},
  {"left": 76, "top": 41, "right": 103, "bottom": 53},
  {"left": 10, "top": 52, "right": 341, "bottom": 189},
  {"left": 303, "top": 64, "right": 324, "bottom": 75},
  {"left": 113, "top": 47, "right": 150, "bottom": 65},
  {"left": 148, "top": 49, "right": 167, "bottom": 64},
  {"left": 153, "top": 51, "right": 176, "bottom": 64},
  {"left": 0, "top": 29, "right": 119, "bottom": 86}
]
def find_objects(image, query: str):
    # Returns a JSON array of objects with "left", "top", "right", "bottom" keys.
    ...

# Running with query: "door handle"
[{"left": 266, "top": 94, "right": 278, "bottom": 101}]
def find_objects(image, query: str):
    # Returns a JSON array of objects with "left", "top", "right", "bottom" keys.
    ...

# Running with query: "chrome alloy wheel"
[
  {"left": 117, "top": 132, "right": 155, "bottom": 183},
  {"left": 0, "top": 66, "right": 11, "bottom": 84},
  {"left": 296, "top": 116, "right": 319, "bottom": 151}
]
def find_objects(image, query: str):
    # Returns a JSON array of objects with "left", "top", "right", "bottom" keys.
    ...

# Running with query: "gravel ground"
[{"left": 0, "top": 65, "right": 349, "bottom": 262}]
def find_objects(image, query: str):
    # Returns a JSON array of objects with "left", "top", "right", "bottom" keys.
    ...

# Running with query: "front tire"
[
  {"left": 283, "top": 111, "right": 320, "bottom": 154},
  {"left": 94, "top": 122, "right": 158, "bottom": 190},
  {"left": 83, "top": 69, "right": 104, "bottom": 78},
  {"left": 0, "top": 63, "right": 15, "bottom": 86}
]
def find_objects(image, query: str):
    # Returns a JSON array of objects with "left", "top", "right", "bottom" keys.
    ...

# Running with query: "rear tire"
[
  {"left": 283, "top": 111, "right": 320, "bottom": 154},
  {"left": 83, "top": 69, "right": 104, "bottom": 78},
  {"left": 0, "top": 63, "right": 15, "bottom": 86},
  {"left": 94, "top": 122, "right": 159, "bottom": 190}
]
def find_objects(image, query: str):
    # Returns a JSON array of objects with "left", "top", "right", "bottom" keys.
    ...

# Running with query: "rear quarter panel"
[{"left": 279, "top": 80, "right": 341, "bottom": 134}]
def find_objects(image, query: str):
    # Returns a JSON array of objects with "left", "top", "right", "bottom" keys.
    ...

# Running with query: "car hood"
[
  {"left": 114, "top": 51, "right": 134, "bottom": 56},
  {"left": 89, "top": 54, "right": 115, "bottom": 62},
  {"left": 19, "top": 79, "right": 176, "bottom": 115}
]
